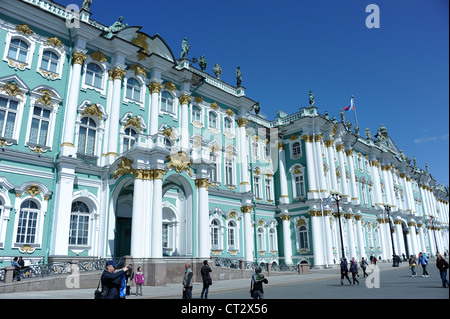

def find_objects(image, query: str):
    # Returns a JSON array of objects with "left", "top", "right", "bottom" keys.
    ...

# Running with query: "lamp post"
[
  {"left": 382, "top": 203, "right": 399, "bottom": 267},
  {"left": 429, "top": 216, "right": 439, "bottom": 255},
  {"left": 330, "top": 190, "right": 345, "bottom": 260}
]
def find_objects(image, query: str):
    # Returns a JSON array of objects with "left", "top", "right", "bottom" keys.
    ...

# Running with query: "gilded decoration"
[
  {"left": 194, "top": 96, "right": 203, "bottom": 103},
  {"left": 71, "top": 51, "right": 87, "bottom": 66},
  {"left": 237, "top": 118, "right": 248, "bottom": 127},
  {"left": 113, "top": 157, "right": 134, "bottom": 179},
  {"left": 166, "top": 151, "right": 193, "bottom": 176},
  {"left": 1, "top": 82, "right": 24, "bottom": 98},
  {"left": 110, "top": 67, "right": 126, "bottom": 80},
  {"left": 90, "top": 50, "right": 107, "bottom": 63},
  {"left": 19, "top": 244, "right": 35, "bottom": 254},
  {"left": 45, "top": 37, "right": 63, "bottom": 49},
  {"left": 36, "top": 89, "right": 55, "bottom": 107},
  {"left": 308, "top": 210, "right": 321, "bottom": 217},
  {"left": 16, "top": 23, "right": 34, "bottom": 36},
  {"left": 277, "top": 143, "right": 285, "bottom": 151},
  {"left": 164, "top": 81, "right": 177, "bottom": 91},
  {"left": 240, "top": 206, "right": 253, "bottom": 213},
  {"left": 210, "top": 102, "right": 219, "bottom": 110},
  {"left": 226, "top": 109, "right": 234, "bottom": 116},
  {"left": 324, "top": 139, "right": 334, "bottom": 148},
  {"left": 82, "top": 104, "right": 103, "bottom": 120},
  {"left": 25, "top": 185, "right": 40, "bottom": 197},
  {"left": 335, "top": 144, "right": 345, "bottom": 152},
  {"left": 152, "top": 169, "right": 166, "bottom": 180},
  {"left": 280, "top": 215, "right": 290, "bottom": 221},
  {"left": 345, "top": 149, "right": 353, "bottom": 157},
  {"left": 296, "top": 219, "right": 306, "bottom": 227},
  {"left": 129, "top": 64, "right": 146, "bottom": 77},
  {"left": 179, "top": 94, "right": 191, "bottom": 105},
  {"left": 131, "top": 33, "right": 150, "bottom": 55},
  {"left": 301, "top": 135, "right": 313, "bottom": 143},
  {"left": 133, "top": 169, "right": 153, "bottom": 180},
  {"left": 195, "top": 178, "right": 211, "bottom": 190},
  {"left": 314, "top": 134, "right": 323, "bottom": 142},
  {"left": 0, "top": 139, "right": 13, "bottom": 147},
  {"left": 124, "top": 116, "right": 141, "bottom": 132},
  {"left": 149, "top": 82, "right": 163, "bottom": 94},
  {"left": 290, "top": 134, "right": 299, "bottom": 141}
]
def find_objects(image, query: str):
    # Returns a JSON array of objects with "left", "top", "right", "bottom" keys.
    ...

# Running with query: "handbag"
[{"left": 94, "top": 276, "right": 108, "bottom": 299}]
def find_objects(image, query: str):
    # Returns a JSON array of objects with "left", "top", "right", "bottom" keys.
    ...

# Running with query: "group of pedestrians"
[
  {"left": 340, "top": 257, "right": 362, "bottom": 286},
  {"left": 11, "top": 256, "right": 26, "bottom": 281},
  {"left": 409, "top": 252, "right": 449, "bottom": 288}
]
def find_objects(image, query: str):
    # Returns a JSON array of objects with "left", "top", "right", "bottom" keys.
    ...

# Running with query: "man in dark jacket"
[
  {"left": 340, "top": 258, "right": 352, "bottom": 286},
  {"left": 200, "top": 260, "right": 212, "bottom": 299},
  {"left": 101, "top": 260, "right": 128, "bottom": 299},
  {"left": 182, "top": 262, "right": 193, "bottom": 299},
  {"left": 251, "top": 266, "right": 268, "bottom": 299}
]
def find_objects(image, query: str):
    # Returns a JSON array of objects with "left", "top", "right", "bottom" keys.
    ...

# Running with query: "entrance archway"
[{"left": 115, "top": 181, "right": 133, "bottom": 257}]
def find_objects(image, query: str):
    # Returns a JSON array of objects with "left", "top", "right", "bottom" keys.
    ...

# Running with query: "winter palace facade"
[{"left": 0, "top": 0, "right": 448, "bottom": 269}]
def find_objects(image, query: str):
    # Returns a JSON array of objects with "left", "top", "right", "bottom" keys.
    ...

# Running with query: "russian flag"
[{"left": 343, "top": 96, "right": 354, "bottom": 111}]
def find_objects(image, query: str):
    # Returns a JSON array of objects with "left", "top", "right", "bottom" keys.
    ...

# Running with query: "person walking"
[
  {"left": 418, "top": 252, "right": 430, "bottom": 277},
  {"left": 134, "top": 267, "right": 145, "bottom": 296},
  {"left": 340, "top": 258, "right": 352, "bottom": 286},
  {"left": 100, "top": 260, "right": 128, "bottom": 299},
  {"left": 11, "top": 257, "right": 21, "bottom": 281},
  {"left": 182, "top": 262, "right": 193, "bottom": 299},
  {"left": 436, "top": 253, "right": 449, "bottom": 288},
  {"left": 200, "top": 260, "right": 212, "bottom": 299},
  {"left": 360, "top": 257, "right": 369, "bottom": 278},
  {"left": 125, "top": 264, "right": 134, "bottom": 296},
  {"left": 349, "top": 258, "right": 359, "bottom": 285},
  {"left": 409, "top": 255, "right": 417, "bottom": 277},
  {"left": 250, "top": 266, "right": 268, "bottom": 299}
]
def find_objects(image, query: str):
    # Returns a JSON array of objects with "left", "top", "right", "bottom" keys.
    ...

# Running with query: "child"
[
  {"left": 134, "top": 267, "right": 145, "bottom": 296},
  {"left": 409, "top": 255, "right": 417, "bottom": 277}
]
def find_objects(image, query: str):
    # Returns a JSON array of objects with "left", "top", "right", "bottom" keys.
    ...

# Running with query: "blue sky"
[{"left": 58, "top": 0, "right": 449, "bottom": 185}]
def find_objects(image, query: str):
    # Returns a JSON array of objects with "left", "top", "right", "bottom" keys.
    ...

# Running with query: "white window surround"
[
  {"left": 159, "top": 90, "right": 178, "bottom": 120},
  {"left": 0, "top": 77, "right": 28, "bottom": 143},
  {"left": 0, "top": 177, "right": 14, "bottom": 249},
  {"left": 123, "top": 73, "right": 146, "bottom": 110},
  {"left": 289, "top": 164, "right": 306, "bottom": 199},
  {"left": 36, "top": 43, "right": 65, "bottom": 80},
  {"left": 80, "top": 58, "right": 108, "bottom": 97},
  {"left": 3, "top": 32, "right": 36, "bottom": 71}
]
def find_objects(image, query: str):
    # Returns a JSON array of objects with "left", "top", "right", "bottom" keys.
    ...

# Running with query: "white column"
[
  {"left": 345, "top": 149, "right": 359, "bottom": 205},
  {"left": 151, "top": 170, "right": 164, "bottom": 258},
  {"left": 324, "top": 140, "right": 338, "bottom": 192},
  {"left": 49, "top": 160, "right": 77, "bottom": 255},
  {"left": 323, "top": 209, "right": 334, "bottom": 265},
  {"left": 310, "top": 209, "right": 324, "bottom": 267},
  {"left": 280, "top": 213, "right": 293, "bottom": 265},
  {"left": 302, "top": 135, "right": 318, "bottom": 198},
  {"left": 242, "top": 206, "right": 254, "bottom": 263},
  {"left": 61, "top": 51, "right": 87, "bottom": 157},
  {"left": 197, "top": 178, "right": 210, "bottom": 259},
  {"left": 355, "top": 214, "right": 366, "bottom": 260},
  {"left": 409, "top": 221, "right": 419, "bottom": 256},
  {"left": 336, "top": 144, "right": 349, "bottom": 203},
  {"left": 278, "top": 143, "right": 289, "bottom": 203},
  {"left": 105, "top": 67, "right": 126, "bottom": 164},
  {"left": 238, "top": 119, "right": 251, "bottom": 193},
  {"left": 345, "top": 211, "right": 357, "bottom": 260},
  {"left": 131, "top": 175, "right": 145, "bottom": 258},
  {"left": 149, "top": 82, "right": 163, "bottom": 136},
  {"left": 394, "top": 221, "right": 406, "bottom": 257},
  {"left": 384, "top": 219, "right": 393, "bottom": 259},
  {"left": 179, "top": 94, "right": 191, "bottom": 151},
  {"left": 313, "top": 134, "right": 327, "bottom": 196}
]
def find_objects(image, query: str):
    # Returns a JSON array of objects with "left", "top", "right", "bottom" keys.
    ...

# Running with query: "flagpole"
[{"left": 352, "top": 95, "right": 359, "bottom": 130}]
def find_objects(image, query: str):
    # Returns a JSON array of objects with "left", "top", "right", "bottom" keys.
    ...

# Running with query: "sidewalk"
[{"left": 0, "top": 260, "right": 410, "bottom": 299}]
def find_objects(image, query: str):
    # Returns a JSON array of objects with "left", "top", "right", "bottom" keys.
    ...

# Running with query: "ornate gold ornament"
[
  {"left": 16, "top": 23, "right": 34, "bottom": 36},
  {"left": 179, "top": 94, "right": 191, "bottom": 105},
  {"left": 149, "top": 82, "right": 163, "bottom": 94},
  {"left": 226, "top": 109, "right": 234, "bottom": 116},
  {"left": 1, "top": 82, "right": 23, "bottom": 98},
  {"left": 36, "top": 89, "right": 55, "bottom": 107},
  {"left": 90, "top": 50, "right": 107, "bottom": 63},
  {"left": 25, "top": 185, "right": 40, "bottom": 197},
  {"left": 240, "top": 206, "right": 253, "bottom": 213},
  {"left": 194, "top": 96, "right": 203, "bottom": 103},
  {"left": 210, "top": 101, "right": 219, "bottom": 110},
  {"left": 128, "top": 64, "right": 146, "bottom": 77},
  {"left": 124, "top": 116, "right": 142, "bottom": 132},
  {"left": 82, "top": 103, "right": 103, "bottom": 120},
  {"left": 280, "top": 215, "right": 291, "bottom": 221},
  {"left": 71, "top": 51, "right": 87, "bottom": 66},
  {"left": 164, "top": 81, "right": 177, "bottom": 91},
  {"left": 113, "top": 157, "right": 134, "bottom": 179},
  {"left": 131, "top": 33, "right": 150, "bottom": 55},
  {"left": 19, "top": 244, "right": 35, "bottom": 254},
  {"left": 109, "top": 67, "right": 126, "bottom": 80},
  {"left": 45, "top": 36, "right": 63, "bottom": 49},
  {"left": 195, "top": 178, "right": 211, "bottom": 190},
  {"left": 166, "top": 151, "right": 193, "bottom": 176}
]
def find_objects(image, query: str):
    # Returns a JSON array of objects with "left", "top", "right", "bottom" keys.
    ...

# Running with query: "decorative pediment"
[
  {"left": 120, "top": 112, "right": 147, "bottom": 132},
  {"left": 78, "top": 100, "right": 107, "bottom": 120}
]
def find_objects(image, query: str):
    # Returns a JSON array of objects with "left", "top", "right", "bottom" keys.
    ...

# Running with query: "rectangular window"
[{"left": 0, "top": 97, "right": 18, "bottom": 139}]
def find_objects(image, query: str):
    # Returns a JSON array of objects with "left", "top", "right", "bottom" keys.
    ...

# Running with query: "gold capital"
[
  {"left": 110, "top": 67, "right": 126, "bottom": 80},
  {"left": 179, "top": 94, "right": 192, "bottom": 105},
  {"left": 195, "top": 178, "right": 211, "bottom": 190},
  {"left": 240, "top": 206, "right": 253, "bottom": 213},
  {"left": 237, "top": 118, "right": 248, "bottom": 127},
  {"left": 149, "top": 82, "right": 163, "bottom": 94},
  {"left": 71, "top": 51, "right": 87, "bottom": 66}
]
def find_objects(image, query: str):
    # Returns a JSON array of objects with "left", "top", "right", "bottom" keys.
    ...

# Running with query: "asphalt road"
[{"left": 183, "top": 266, "right": 449, "bottom": 300}]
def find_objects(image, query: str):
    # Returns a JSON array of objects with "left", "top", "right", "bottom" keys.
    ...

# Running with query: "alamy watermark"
[
  {"left": 365, "top": 264, "right": 380, "bottom": 288},
  {"left": 366, "top": 4, "right": 380, "bottom": 29}
]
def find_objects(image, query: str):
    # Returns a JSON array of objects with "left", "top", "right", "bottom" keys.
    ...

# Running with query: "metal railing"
[{"left": 214, "top": 257, "right": 299, "bottom": 272}]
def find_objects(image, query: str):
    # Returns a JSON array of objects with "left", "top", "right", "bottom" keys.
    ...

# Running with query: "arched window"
[
  {"left": 69, "top": 201, "right": 90, "bottom": 246},
  {"left": 8, "top": 39, "right": 29, "bottom": 63},
  {"left": 252, "top": 142, "right": 259, "bottom": 158},
  {"left": 257, "top": 227, "right": 265, "bottom": 251},
  {"left": 227, "top": 220, "right": 237, "bottom": 249},
  {"left": 29, "top": 105, "right": 51, "bottom": 146},
  {"left": 210, "top": 219, "right": 220, "bottom": 249},
  {"left": 298, "top": 225, "right": 309, "bottom": 250},
  {"left": 208, "top": 112, "right": 218, "bottom": 129},
  {"left": 161, "top": 91, "right": 174, "bottom": 113},
  {"left": 265, "top": 177, "right": 273, "bottom": 202},
  {"left": 224, "top": 117, "right": 232, "bottom": 133},
  {"left": 123, "top": 127, "right": 137, "bottom": 152},
  {"left": 85, "top": 63, "right": 103, "bottom": 89},
  {"left": 125, "top": 78, "right": 141, "bottom": 101},
  {"left": 77, "top": 117, "right": 97, "bottom": 156},
  {"left": 225, "top": 158, "right": 234, "bottom": 186},
  {"left": 0, "top": 96, "right": 19, "bottom": 139},
  {"left": 192, "top": 106, "right": 201, "bottom": 123},
  {"left": 16, "top": 200, "right": 39, "bottom": 244},
  {"left": 210, "top": 151, "right": 219, "bottom": 183},
  {"left": 254, "top": 175, "right": 261, "bottom": 199},
  {"left": 268, "top": 228, "right": 277, "bottom": 251},
  {"left": 292, "top": 142, "right": 301, "bottom": 156},
  {"left": 40, "top": 50, "right": 59, "bottom": 73}
]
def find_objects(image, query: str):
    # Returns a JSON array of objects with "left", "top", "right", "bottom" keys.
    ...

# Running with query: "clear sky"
[{"left": 57, "top": 0, "right": 449, "bottom": 185}]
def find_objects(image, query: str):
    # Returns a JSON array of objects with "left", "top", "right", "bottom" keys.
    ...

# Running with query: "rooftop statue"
[
  {"left": 309, "top": 90, "right": 315, "bottom": 107},
  {"left": 213, "top": 63, "right": 222, "bottom": 79},
  {"left": 81, "top": 0, "right": 92, "bottom": 11},
  {"left": 198, "top": 55, "right": 207, "bottom": 71},
  {"left": 105, "top": 16, "right": 128, "bottom": 38},
  {"left": 180, "top": 37, "right": 190, "bottom": 59},
  {"left": 236, "top": 66, "right": 242, "bottom": 87},
  {"left": 365, "top": 128, "right": 372, "bottom": 140}
]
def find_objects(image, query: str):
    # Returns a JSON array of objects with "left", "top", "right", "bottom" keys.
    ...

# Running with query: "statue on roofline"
[
  {"left": 236, "top": 66, "right": 242, "bottom": 87},
  {"left": 198, "top": 55, "right": 207, "bottom": 71},
  {"left": 81, "top": 0, "right": 92, "bottom": 11},
  {"left": 105, "top": 16, "right": 128, "bottom": 38},
  {"left": 213, "top": 63, "right": 222, "bottom": 79},
  {"left": 180, "top": 37, "right": 190, "bottom": 59}
]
